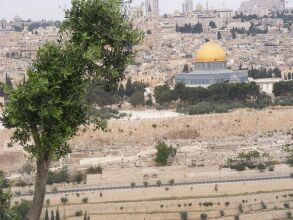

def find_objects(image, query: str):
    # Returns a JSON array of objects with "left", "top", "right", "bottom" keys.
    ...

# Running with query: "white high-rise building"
[
  {"left": 182, "top": 0, "right": 193, "bottom": 14},
  {"left": 145, "top": 0, "right": 160, "bottom": 18},
  {"left": 240, "top": 0, "right": 286, "bottom": 15}
]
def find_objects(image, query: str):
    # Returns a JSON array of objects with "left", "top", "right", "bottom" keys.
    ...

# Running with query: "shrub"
[
  {"left": 82, "top": 197, "right": 88, "bottom": 204},
  {"left": 287, "top": 211, "right": 292, "bottom": 218},
  {"left": 156, "top": 180, "right": 162, "bottom": 187},
  {"left": 15, "top": 181, "right": 28, "bottom": 187},
  {"left": 257, "top": 163, "right": 266, "bottom": 172},
  {"left": 11, "top": 199, "right": 31, "bottom": 220},
  {"left": 180, "top": 211, "right": 188, "bottom": 220},
  {"left": 234, "top": 215, "right": 239, "bottom": 220},
  {"left": 143, "top": 181, "right": 148, "bottom": 187},
  {"left": 61, "top": 197, "right": 68, "bottom": 205},
  {"left": 47, "top": 166, "right": 70, "bottom": 185},
  {"left": 220, "top": 210, "right": 224, "bottom": 217},
  {"left": 74, "top": 172, "right": 84, "bottom": 184},
  {"left": 284, "top": 202, "right": 290, "bottom": 208},
  {"left": 155, "top": 142, "right": 176, "bottom": 166},
  {"left": 75, "top": 210, "right": 83, "bottom": 216},
  {"left": 86, "top": 166, "right": 103, "bottom": 174},
  {"left": 130, "top": 182, "right": 136, "bottom": 188},
  {"left": 268, "top": 165, "right": 274, "bottom": 171},
  {"left": 225, "top": 201, "right": 230, "bottom": 207},
  {"left": 230, "top": 162, "right": 246, "bottom": 171},
  {"left": 261, "top": 201, "right": 267, "bottom": 209},
  {"left": 203, "top": 202, "right": 213, "bottom": 207},
  {"left": 168, "top": 179, "right": 175, "bottom": 186},
  {"left": 200, "top": 213, "right": 207, "bottom": 220}
]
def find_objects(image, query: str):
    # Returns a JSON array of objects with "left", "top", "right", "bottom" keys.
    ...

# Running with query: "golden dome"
[{"left": 195, "top": 41, "right": 227, "bottom": 62}]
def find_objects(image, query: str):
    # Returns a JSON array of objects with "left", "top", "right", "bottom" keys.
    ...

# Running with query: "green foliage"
[
  {"left": 168, "top": 179, "right": 175, "bottom": 185},
  {"left": 61, "top": 197, "right": 68, "bottom": 205},
  {"left": 249, "top": 67, "right": 281, "bottom": 79},
  {"left": 86, "top": 166, "right": 103, "bottom": 174},
  {"left": 74, "top": 172, "right": 84, "bottom": 184},
  {"left": 146, "top": 94, "right": 153, "bottom": 106},
  {"left": 233, "top": 12, "right": 261, "bottom": 21},
  {"left": 15, "top": 181, "right": 29, "bottom": 187},
  {"left": 209, "top": 21, "right": 217, "bottom": 29},
  {"left": 283, "top": 144, "right": 293, "bottom": 166},
  {"left": 231, "top": 27, "right": 237, "bottom": 39},
  {"left": 82, "top": 197, "right": 88, "bottom": 204},
  {"left": 226, "top": 150, "right": 270, "bottom": 172},
  {"left": 200, "top": 213, "right": 207, "bottom": 220},
  {"left": 51, "top": 210, "right": 54, "bottom": 220},
  {"left": 217, "top": 31, "right": 222, "bottom": 40},
  {"left": 273, "top": 80, "right": 293, "bottom": 97},
  {"left": 130, "top": 91, "right": 145, "bottom": 107},
  {"left": 2, "top": 0, "right": 141, "bottom": 160},
  {"left": 118, "top": 84, "right": 125, "bottom": 98},
  {"left": 238, "top": 150, "right": 261, "bottom": 161},
  {"left": 155, "top": 142, "right": 176, "bottom": 166},
  {"left": 55, "top": 207, "right": 60, "bottom": 220},
  {"left": 176, "top": 22, "right": 203, "bottom": 34},
  {"left": 86, "top": 79, "right": 120, "bottom": 106},
  {"left": 0, "top": 171, "right": 12, "bottom": 220},
  {"left": 154, "top": 84, "right": 174, "bottom": 105},
  {"left": 75, "top": 210, "right": 83, "bottom": 216},
  {"left": 257, "top": 163, "right": 267, "bottom": 172},
  {"left": 180, "top": 211, "right": 188, "bottom": 220},
  {"left": 47, "top": 167, "right": 70, "bottom": 185},
  {"left": 11, "top": 200, "right": 32, "bottom": 220},
  {"left": 143, "top": 181, "right": 148, "bottom": 187},
  {"left": 2, "top": 1, "right": 142, "bottom": 218},
  {"left": 125, "top": 78, "right": 133, "bottom": 97},
  {"left": 183, "top": 64, "right": 189, "bottom": 73}
]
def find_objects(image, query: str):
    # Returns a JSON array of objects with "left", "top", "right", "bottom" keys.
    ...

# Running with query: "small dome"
[{"left": 195, "top": 41, "right": 227, "bottom": 63}]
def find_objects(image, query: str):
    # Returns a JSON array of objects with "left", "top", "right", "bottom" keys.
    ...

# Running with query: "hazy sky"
[{"left": 0, "top": 0, "right": 293, "bottom": 21}]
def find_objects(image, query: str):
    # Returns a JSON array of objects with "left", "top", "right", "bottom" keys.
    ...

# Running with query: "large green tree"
[{"left": 1, "top": 0, "right": 141, "bottom": 219}]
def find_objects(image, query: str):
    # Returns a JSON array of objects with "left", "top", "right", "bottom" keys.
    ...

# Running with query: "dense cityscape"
[{"left": 0, "top": 0, "right": 293, "bottom": 220}]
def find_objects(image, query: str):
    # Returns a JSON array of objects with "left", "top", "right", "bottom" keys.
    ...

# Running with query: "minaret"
[{"left": 206, "top": 0, "right": 209, "bottom": 10}]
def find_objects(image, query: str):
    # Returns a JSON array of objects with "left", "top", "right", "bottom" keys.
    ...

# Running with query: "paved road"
[{"left": 18, "top": 175, "right": 292, "bottom": 197}]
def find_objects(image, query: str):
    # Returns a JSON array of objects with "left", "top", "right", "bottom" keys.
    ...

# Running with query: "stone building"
[{"left": 175, "top": 41, "right": 248, "bottom": 87}]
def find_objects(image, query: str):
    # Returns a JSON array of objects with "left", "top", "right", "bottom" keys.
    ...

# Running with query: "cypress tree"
[
  {"left": 56, "top": 207, "right": 60, "bottom": 220},
  {"left": 45, "top": 209, "right": 49, "bottom": 220},
  {"left": 84, "top": 212, "right": 87, "bottom": 220},
  {"left": 125, "top": 78, "right": 133, "bottom": 97},
  {"left": 51, "top": 210, "right": 54, "bottom": 220},
  {"left": 217, "top": 31, "right": 222, "bottom": 40},
  {"left": 118, "top": 84, "right": 125, "bottom": 98}
]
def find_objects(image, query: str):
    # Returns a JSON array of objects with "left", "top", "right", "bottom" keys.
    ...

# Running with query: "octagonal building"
[{"left": 175, "top": 41, "right": 248, "bottom": 87}]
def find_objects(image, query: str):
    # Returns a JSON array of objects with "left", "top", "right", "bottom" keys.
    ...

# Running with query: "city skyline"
[{"left": 1, "top": 0, "right": 293, "bottom": 21}]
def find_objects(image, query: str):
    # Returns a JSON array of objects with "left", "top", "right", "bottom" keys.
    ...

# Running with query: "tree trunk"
[{"left": 26, "top": 156, "right": 51, "bottom": 220}]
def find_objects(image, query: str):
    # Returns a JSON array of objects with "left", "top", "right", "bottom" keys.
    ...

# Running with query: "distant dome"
[{"left": 195, "top": 41, "right": 227, "bottom": 63}]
